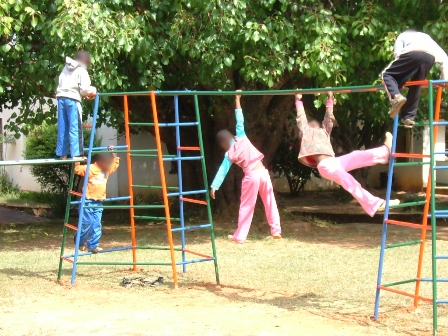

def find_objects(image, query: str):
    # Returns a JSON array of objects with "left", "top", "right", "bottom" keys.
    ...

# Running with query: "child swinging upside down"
[
  {"left": 210, "top": 90, "right": 281, "bottom": 243},
  {"left": 295, "top": 91, "right": 399, "bottom": 216}
]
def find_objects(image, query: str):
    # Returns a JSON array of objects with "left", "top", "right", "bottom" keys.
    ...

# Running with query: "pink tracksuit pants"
[
  {"left": 232, "top": 168, "right": 281, "bottom": 242},
  {"left": 317, "top": 145, "right": 390, "bottom": 217}
]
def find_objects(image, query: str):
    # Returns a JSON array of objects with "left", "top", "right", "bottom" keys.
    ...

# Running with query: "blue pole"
[
  {"left": 174, "top": 95, "right": 187, "bottom": 273},
  {"left": 374, "top": 115, "right": 399, "bottom": 318},
  {"left": 71, "top": 94, "right": 100, "bottom": 285}
]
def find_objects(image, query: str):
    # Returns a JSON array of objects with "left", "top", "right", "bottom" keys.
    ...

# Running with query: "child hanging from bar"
[
  {"left": 56, "top": 50, "right": 97, "bottom": 160},
  {"left": 210, "top": 90, "right": 281, "bottom": 243},
  {"left": 74, "top": 146, "right": 120, "bottom": 253},
  {"left": 295, "top": 91, "right": 400, "bottom": 216}
]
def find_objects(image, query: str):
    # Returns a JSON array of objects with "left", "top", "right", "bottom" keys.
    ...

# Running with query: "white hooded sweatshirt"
[
  {"left": 394, "top": 31, "right": 448, "bottom": 80},
  {"left": 56, "top": 56, "right": 97, "bottom": 102}
]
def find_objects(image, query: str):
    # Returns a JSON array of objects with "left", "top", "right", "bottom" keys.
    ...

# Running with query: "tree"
[{"left": 1, "top": 0, "right": 447, "bottom": 210}]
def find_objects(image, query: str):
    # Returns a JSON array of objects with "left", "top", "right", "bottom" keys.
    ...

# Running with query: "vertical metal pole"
[
  {"left": 174, "top": 96, "right": 187, "bottom": 273},
  {"left": 374, "top": 115, "right": 399, "bottom": 318},
  {"left": 57, "top": 163, "right": 76, "bottom": 280},
  {"left": 150, "top": 91, "right": 179, "bottom": 288},
  {"left": 193, "top": 95, "right": 220, "bottom": 285},
  {"left": 414, "top": 86, "right": 443, "bottom": 307},
  {"left": 428, "top": 82, "right": 438, "bottom": 335},
  {"left": 123, "top": 95, "right": 137, "bottom": 270},
  {"left": 71, "top": 94, "right": 100, "bottom": 285}
]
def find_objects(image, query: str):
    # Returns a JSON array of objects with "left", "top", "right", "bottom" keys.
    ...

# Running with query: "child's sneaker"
[
  {"left": 384, "top": 132, "right": 393, "bottom": 153},
  {"left": 272, "top": 233, "right": 282, "bottom": 239},
  {"left": 388, "top": 94, "right": 407, "bottom": 119},
  {"left": 88, "top": 247, "right": 103, "bottom": 253},
  {"left": 401, "top": 118, "right": 415, "bottom": 129},
  {"left": 228, "top": 235, "right": 243, "bottom": 244}
]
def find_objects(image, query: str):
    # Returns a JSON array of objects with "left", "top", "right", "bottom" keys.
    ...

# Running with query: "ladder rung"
[
  {"left": 70, "top": 191, "right": 82, "bottom": 197},
  {"left": 434, "top": 166, "right": 448, "bottom": 170},
  {"left": 128, "top": 122, "right": 199, "bottom": 127},
  {"left": 437, "top": 300, "right": 448, "bottom": 304},
  {"left": 381, "top": 278, "right": 417, "bottom": 287},
  {"left": 433, "top": 121, "right": 448, "bottom": 126},
  {"left": 384, "top": 219, "right": 432, "bottom": 230},
  {"left": 392, "top": 153, "right": 428, "bottom": 159},
  {"left": 71, "top": 195, "right": 131, "bottom": 205},
  {"left": 420, "top": 278, "right": 448, "bottom": 282},
  {"left": 178, "top": 146, "right": 200, "bottom": 151},
  {"left": 180, "top": 197, "right": 207, "bottom": 205},
  {"left": 83, "top": 205, "right": 165, "bottom": 209},
  {"left": 171, "top": 224, "right": 211, "bottom": 232},
  {"left": 385, "top": 240, "right": 422, "bottom": 249},
  {"left": 377, "top": 286, "right": 433, "bottom": 302},
  {"left": 168, "top": 190, "right": 207, "bottom": 197},
  {"left": 82, "top": 125, "right": 92, "bottom": 129},
  {"left": 162, "top": 156, "right": 203, "bottom": 162},
  {"left": 182, "top": 248, "right": 213, "bottom": 259},
  {"left": 435, "top": 255, "right": 448, "bottom": 259},
  {"left": 134, "top": 216, "right": 181, "bottom": 221},
  {"left": 130, "top": 154, "right": 176, "bottom": 158},
  {"left": 394, "top": 162, "right": 429, "bottom": 167},
  {"left": 85, "top": 145, "right": 128, "bottom": 152},
  {"left": 91, "top": 149, "right": 157, "bottom": 154},
  {"left": 176, "top": 258, "right": 215, "bottom": 265},
  {"left": 60, "top": 256, "right": 74, "bottom": 264},
  {"left": 65, "top": 223, "right": 78, "bottom": 231},
  {"left": 389, "top": 201, "right": 426, "bottom": 209},
  {"left": 132, "top": 184, "right": 178, "bottom": 190},
  {"left": 63, "top": 246, "right": 133, "bottom": 258},
  {"left": 435, "top": 151, "right": 448, "bottom": 155},
  {"left": 428, "top": 214, "right": 448, "bottom": 218}
]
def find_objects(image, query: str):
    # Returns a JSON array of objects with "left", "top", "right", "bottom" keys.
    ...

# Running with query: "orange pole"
[
  {"left": 379, "top": 286, "right": 433, "bottom": 303},
  {"left": 385, "top": 219, "right": 433, "bottom": 230},
  {"left": 392, "top": 153, "right": 429, "bottom": 159},
  {"left": 178, "top": 146, "right": 201, "bottom": 151},
  {"left": 414, "top": 86, "right": 444, "bottom": 307},
  {"left": 180, "top": 197, "right": 207, "bottom": 205},
  {"left": 150, "top": 90, "right": 179, "bottom": 288},
  {"left": 182, "top": 249, "right": 213, "bottom": 259},
  {"left": 124, "top": 95, "right": 137, "bottom": 271}
]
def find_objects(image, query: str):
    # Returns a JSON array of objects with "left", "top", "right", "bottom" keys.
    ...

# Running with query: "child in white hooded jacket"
[{"left": 55, "top": 50, "right": 96, "bottom": 159}]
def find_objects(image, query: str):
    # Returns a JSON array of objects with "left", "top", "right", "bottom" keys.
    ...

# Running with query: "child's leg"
[
  {"left": 338, "top": 145, "right": 389, "bottom": 172},
  {"left": 87, "top": 202, "right": 103, "bottom": 249},
  {"left": 400, "top": 52, "right": 435, "bottom": 121},
  {"left": 258, "top": 168, "right": 281, "bottom": 235},
  {"left": 76, "top": 205, "right": 91, "bottom": 246},
  {"left": 56, "top": 98, "right": 70, "bottom": 157},
  {"left": 66, "top": 99, "right": 84, "bottom": 157},
  {"left": 232, "top": 173, "right": 260, "bottom": 243},
  {"left": 317, "top": 157, "right": 383, "bottom": 217}
]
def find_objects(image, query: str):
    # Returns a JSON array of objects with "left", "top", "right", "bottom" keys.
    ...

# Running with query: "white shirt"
[
  {"left": 56, "top": 57, "right": 96, "bottom": 102},
  {"left": 394, "top": 31, "right": 448, "bottom": 79}
]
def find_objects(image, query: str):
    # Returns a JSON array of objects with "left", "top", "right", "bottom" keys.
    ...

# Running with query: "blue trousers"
[
  {"left": 75, "top": 201, "right": 103, "bottom": 249},
  {"left": 56, "top": 97, "right": 84, "bottom": 157}
]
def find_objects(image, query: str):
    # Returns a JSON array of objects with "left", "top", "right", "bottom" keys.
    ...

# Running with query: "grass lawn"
[{"left": 0, "top": 214, "right": 448, "bottom": 336}]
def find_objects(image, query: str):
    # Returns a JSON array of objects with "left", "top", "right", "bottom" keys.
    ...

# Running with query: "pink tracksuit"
[
  {"left": 228, "top": 137, "right": 281, "bottom": 242},
  {"left": 317, "top": 145, "right": 389, "bottom": 217}
]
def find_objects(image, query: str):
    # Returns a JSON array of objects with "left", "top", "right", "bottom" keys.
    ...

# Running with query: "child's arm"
[
  {"left": 295, "top": 93, "right": 307, "bottom": 136},
  {"left": 210, "top": 156, "right": 233, "bottom": 199},
  {"left": 107, "top": 145, "right": 120, "bottom": 174},
  {"left": 74, "top": 162, "right": 87, "bottom": 176},
  {"left": 79, "top": 69, "right": 96, "bottom": 99},
  {"left": 322, "top": 91, "right": 335, "bottom": 134},
  {"left": 235, "top": 90, "right": 246, "bottom": 138}
]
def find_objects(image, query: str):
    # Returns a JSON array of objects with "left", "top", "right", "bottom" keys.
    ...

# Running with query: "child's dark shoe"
[
  {"left": 150, "top": 277, "right": 164, "bottom": 287},
  {"left": 388, "top": 94, "right": 407, "bottom": 119}
]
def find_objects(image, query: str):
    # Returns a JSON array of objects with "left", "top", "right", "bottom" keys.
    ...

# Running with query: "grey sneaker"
[
  {"left": 377, "top": 199, "right": 400, "bottom": 212},
  {"left": 388, "top": 94, "right": 407, "bottom": 119},
  {"left": 401, "top": 118, "right": 415, "bottom": 129},
  {"left": 88, "top": 247, "right": 103, "bottom": 253}
]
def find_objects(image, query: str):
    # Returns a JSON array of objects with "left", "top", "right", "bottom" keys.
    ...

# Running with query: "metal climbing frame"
[
  {"left": 374, "top": 79, "right": 448, "bottom": 336},
  {"left": 57, "top": 91, "right": 220, "bottom": 288}
]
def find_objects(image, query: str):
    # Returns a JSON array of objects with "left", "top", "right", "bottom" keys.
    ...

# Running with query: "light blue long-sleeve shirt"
[{"left": 210, "top": 109, "right": 246, "bottom": 190}]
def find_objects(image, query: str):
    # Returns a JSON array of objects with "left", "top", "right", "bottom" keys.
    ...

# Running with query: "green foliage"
[
  {"left": 23, "top": 122, "right": 97, "bottom": 195},
  {"left": 271, "top": 116, "right": 320, "bottom": 195},
  {"left": 0, "top": 169, "right": 20, "bottom": 194}
]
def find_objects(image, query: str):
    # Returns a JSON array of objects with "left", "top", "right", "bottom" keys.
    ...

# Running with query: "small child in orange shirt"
[{"left": 74, "top": 146, "right": 120, "bottom": 252}]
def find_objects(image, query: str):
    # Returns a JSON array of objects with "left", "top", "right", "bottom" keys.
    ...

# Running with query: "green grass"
[{"left": 0, "top": 217, "right": 448, "bottom": 335}]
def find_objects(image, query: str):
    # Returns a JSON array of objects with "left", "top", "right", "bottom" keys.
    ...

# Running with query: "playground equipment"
[
  {"left": 374, "top": 79, "right": 448, "bottom": 336},
  {"left": 57, "top": 91, "right": 219, "bottom": 287}
]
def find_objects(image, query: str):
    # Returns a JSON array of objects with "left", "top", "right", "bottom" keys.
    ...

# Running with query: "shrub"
[
  {"left": 24, "top": 123, "right": 99, "bottom": 214},
  {"left": 271, "top": 118, "right": 320, "bottom": 196}
]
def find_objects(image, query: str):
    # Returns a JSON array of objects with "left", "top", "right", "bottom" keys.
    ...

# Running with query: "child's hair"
[
  {"left": 91, "top": 152, "right": 114, "bottom": 164},
  {"left": 216, "top": 129, "right": 233, "bottom": 144}
]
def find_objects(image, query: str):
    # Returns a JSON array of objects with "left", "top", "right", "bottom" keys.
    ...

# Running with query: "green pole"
[
  {"left": 57, "top": 163, "right": 76, "bottom": 280},
  {"left": 428, "top": 81, "right": 438, "bottom": 335},
  {"left": 193, "top": 95, "right": 220, "bottom": 285}
]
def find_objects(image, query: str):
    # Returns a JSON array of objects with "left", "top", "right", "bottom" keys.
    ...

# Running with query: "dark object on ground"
[{"left": 120, "top": 276, "right": 164, "bottom": 288}]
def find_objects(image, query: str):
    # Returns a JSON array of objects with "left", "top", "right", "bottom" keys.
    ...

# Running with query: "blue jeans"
[
  {"left": 56, "top": 97, "right": 83, "bottom": 157},
  {"left": 75, "top": 201, "right": 103, "bottom": 249}
]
